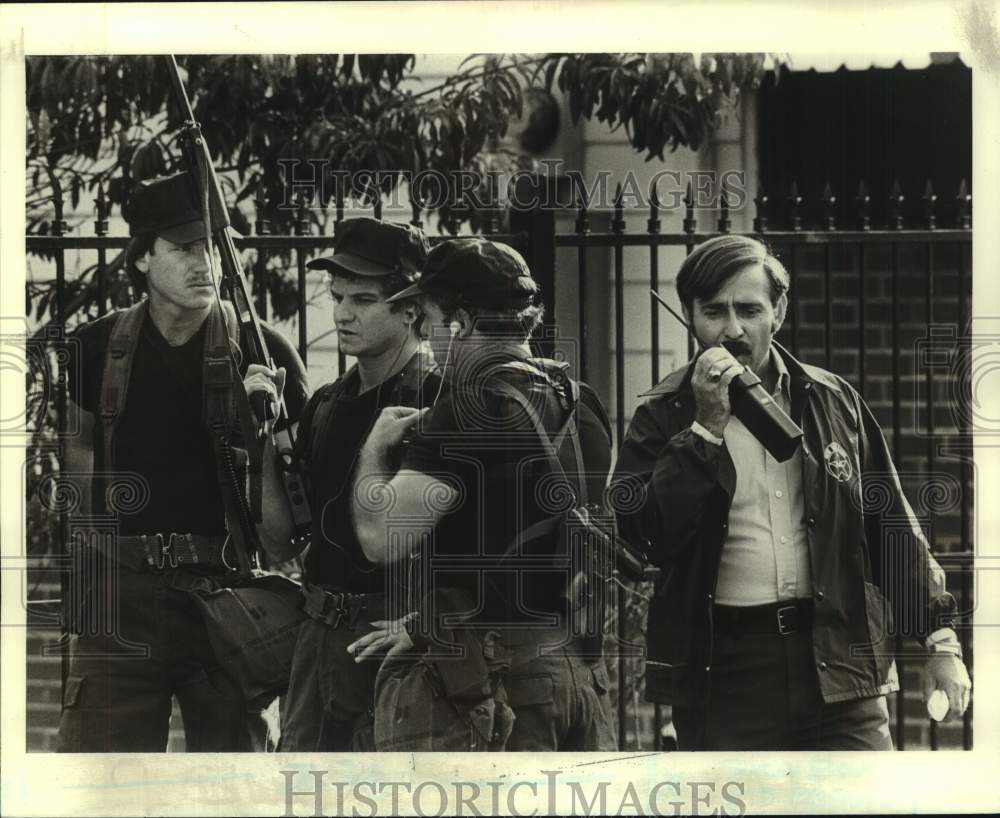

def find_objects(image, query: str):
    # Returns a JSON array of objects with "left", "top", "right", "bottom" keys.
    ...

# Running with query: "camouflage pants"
[{"left": 373, "top": 633, "right": 617, "bottom": 751}]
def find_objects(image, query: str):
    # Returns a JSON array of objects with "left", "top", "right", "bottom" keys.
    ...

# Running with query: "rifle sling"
[
  {"left": 203, "top": 300, "right": 263, "bottom": 580},
  {"left": 487, "top": 369, "right": 588, "bottom": 554}
]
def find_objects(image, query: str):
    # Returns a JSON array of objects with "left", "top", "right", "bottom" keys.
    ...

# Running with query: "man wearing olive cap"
[
  {"left": 56, "top": 171, "right": 308, "bottom": 751},
  {"left": 348, "top": 237, "right": 618, "bottom": 751},
  {"left": 276, "top": 217, "right": 442, "bottom": 751}
]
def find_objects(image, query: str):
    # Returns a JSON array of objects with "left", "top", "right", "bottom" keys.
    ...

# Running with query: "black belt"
[
  {"left": 713, "top": 599, "right": 814, "bottom": 636},
  {"left": 301, "top": 584, "right": 385, "bottom": 629},
  {"left": 91, "top": 533, "right": 228, "bottom": 572}
]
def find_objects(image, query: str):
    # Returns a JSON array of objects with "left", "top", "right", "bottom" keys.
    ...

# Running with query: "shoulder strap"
[
  {"left": 202, "top": 299, "right": 262, "bottom": 581},
  {"left": 489, "top": 374, "right": 594, "bottom": 568},
  {"left": 202, "top": 299, "right": 250, "bottom": 435},
  {"left": 308, "top": 367, "right": 355, "bottom": 465},
  {"left": 489, "top": 373, "right": 586, "bottom": 507},
  {"left": 308, "top": 350, "right": 438, "bottom": 465},
  {"left": 307, "top": 381, "right": 340, "bottom": 466},
  {"left": 219, "top": 299, "right": 241, "bottom": 367},
  {"left": 98, "top": 300, "right": 149, "bottom": 477}
]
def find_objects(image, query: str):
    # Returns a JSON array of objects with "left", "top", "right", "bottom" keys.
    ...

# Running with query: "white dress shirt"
[{"left": 696, "top": 349, "right": 813, "bottom": 606}]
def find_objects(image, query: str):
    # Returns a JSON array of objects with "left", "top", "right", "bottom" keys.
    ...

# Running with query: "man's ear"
[
  {"left": 453, "top": 308, "right": 473, "bottom": 338},
  {"left": 134, "top": 253, "right": 150, "bottom": 275},
  {"left": 772, "top": 293, "right": 788, "bottom": 335},
  {"left": 401, "top": 301, "right": 420, "bottom": 327}
]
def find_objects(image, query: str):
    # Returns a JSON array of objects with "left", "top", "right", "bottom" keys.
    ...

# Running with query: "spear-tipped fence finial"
[
  {"left": 753, "top": 186, "right": 769, "bottom": 233},
  {"left": 822, "top": 181, "right": 836, "bottom": 231},
  {"left": 888, "top": 179, "right": 905, "bottom": 230},
  {"left": 788, "top": 180, "right": 802, "bottom": 232},
  {"left": 855, "top": 180, "right": 870, "bottom": 231},
  {"left": 922, "top": 180, "right": 937, "bottom": 230}
]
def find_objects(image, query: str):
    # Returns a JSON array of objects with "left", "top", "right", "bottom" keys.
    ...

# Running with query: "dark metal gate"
[{"left": 25, "top": 175, "right": 974, "bottom": 751}]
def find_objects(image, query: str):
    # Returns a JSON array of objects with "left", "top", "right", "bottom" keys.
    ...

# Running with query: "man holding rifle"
[
  {"left": 612, "top": 235, "right": 971, "bottom": 750},
  {"left": 57, "top": 171, "right": 308, "bottom": 752}
]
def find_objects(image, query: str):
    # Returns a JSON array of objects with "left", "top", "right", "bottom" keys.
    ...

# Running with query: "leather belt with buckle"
[
  {"left": 91, "top": 533, "right": 227, "bottom": 571},
  {"left": 776, "top": 604, "right": 800, "bottom": 635},
  {"left": 301, "top": 584, "right": 374, "bottom": 629},
  {"left": 714, "top": 600, "right": 813, "bottom": 636}
]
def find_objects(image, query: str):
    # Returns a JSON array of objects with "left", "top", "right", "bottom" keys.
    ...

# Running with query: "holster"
[
  {"left": 424, "top": 626, "right": 502, "bottom": 705},
  {"left": 464, "top": 695, "right": 516, "bottom": 751},
  {"left": 405, "top": 591, "right": 517, "bottom": 750}
]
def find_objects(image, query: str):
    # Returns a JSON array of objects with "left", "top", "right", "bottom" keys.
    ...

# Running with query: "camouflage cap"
[
  {"left": 386, "top": 237, "right": 538, "bottom": 306},
  {"left": 306, "top": 217, "right": 429, "bottom": 280}
]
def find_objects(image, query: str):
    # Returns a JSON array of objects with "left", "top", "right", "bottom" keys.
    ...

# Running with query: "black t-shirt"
[
  {"left": 66, "top": 308, "right": 308, "bottom": 536},
  {"left": 400, "top": 350, "right": 613, "bottom": 626},
  {"left": 295, "top": 351, "right": 441, "bottom": 595}
]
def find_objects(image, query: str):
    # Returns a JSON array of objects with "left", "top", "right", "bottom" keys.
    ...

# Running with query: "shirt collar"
[{"left": 770, "top": 345, "right": 791, "bottom": 398}]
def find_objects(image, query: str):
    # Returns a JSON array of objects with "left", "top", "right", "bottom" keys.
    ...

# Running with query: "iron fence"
[
  {"left": 550, "top": 177, "right": 974, "bottom": 750},
  {"left": 25, "top": 174, "right": 974, "bottom": 750}
]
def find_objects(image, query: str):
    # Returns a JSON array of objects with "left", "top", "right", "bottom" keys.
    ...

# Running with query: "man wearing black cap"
[
  {"left": 347, "top": 238, "right": 618, "bottom": 751},
  {"left": 56, "top": 171, "right": 308, "bottom": 751},
  {"left": 276, "top": 217, "right": 441, "bottom": 751}
]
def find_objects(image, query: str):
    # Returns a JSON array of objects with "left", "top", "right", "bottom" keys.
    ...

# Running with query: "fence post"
[{"left": 509, "top": 174, "right": 556, "bottom": 358}]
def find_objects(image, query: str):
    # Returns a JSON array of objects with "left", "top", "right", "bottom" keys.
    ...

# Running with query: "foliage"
[
  {"left": 26, "top": 55, "right": 531, "bottom": 236},
  {"left": 537, "top": 53, "right": 782, "bottom": 160},
  {"left": 26, "top": 54, "right": 540, "bottom": 326},
  {"left": 26, "top": 52, "right": 780, "bottom": 328}
]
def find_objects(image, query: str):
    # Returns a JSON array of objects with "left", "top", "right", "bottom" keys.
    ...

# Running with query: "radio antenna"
[{"left": 649, "top": 289, "right": 691, "bottom": 332}]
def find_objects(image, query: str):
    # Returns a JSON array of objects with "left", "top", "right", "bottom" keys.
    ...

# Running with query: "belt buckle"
[
  {"left": 140, "top": 533, "right": 165, "bottom": 569},
  {"left": 326, "top": 591, "right": 347, "bottom": 629},
  {"left": 167, "top": 533, "right": 193, "bottom": 567},
  {"left": 776, "top": 604, "right": 798, "bottom": 635}
]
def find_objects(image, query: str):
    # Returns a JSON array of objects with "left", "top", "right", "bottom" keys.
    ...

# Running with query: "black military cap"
[
  {"left": 124, "top": 171, "right": 209, "bottom": 244},
  {"left": 387, "top": 237, "right": 538, "bottom": 305},
  {"left": 306, "top": 217, "right": 429, "bottom": 280}
]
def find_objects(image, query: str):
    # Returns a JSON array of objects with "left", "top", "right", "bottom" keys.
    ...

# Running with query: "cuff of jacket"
[{"left": 655, "top": 426, "right": 727, "bottom": 484}]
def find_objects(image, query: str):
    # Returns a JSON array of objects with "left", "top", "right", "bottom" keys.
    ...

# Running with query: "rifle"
[{"left": 164, "top": 55, "right": 312, "bottom": 572}]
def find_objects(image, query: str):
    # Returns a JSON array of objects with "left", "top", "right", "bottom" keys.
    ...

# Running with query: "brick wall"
[{"left": 773, "top": 241, "right": 972, "bottom": 556}]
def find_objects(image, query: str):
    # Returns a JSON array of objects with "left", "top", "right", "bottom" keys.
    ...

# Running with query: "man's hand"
[
  {"left": 691, "top": 347, "right": 744, "bottom": 438},
  {"left": 922, "top": 653, "right": 972, "bottom": 720},
  {"left": 365, "top": 406, "right": 427, "bottom": 458},
  {"left": 243, "top": 363, "right": 286, "bottom": 434},
  {"left": 346, "top": 613, "right": 418, "bottom": 662}
]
